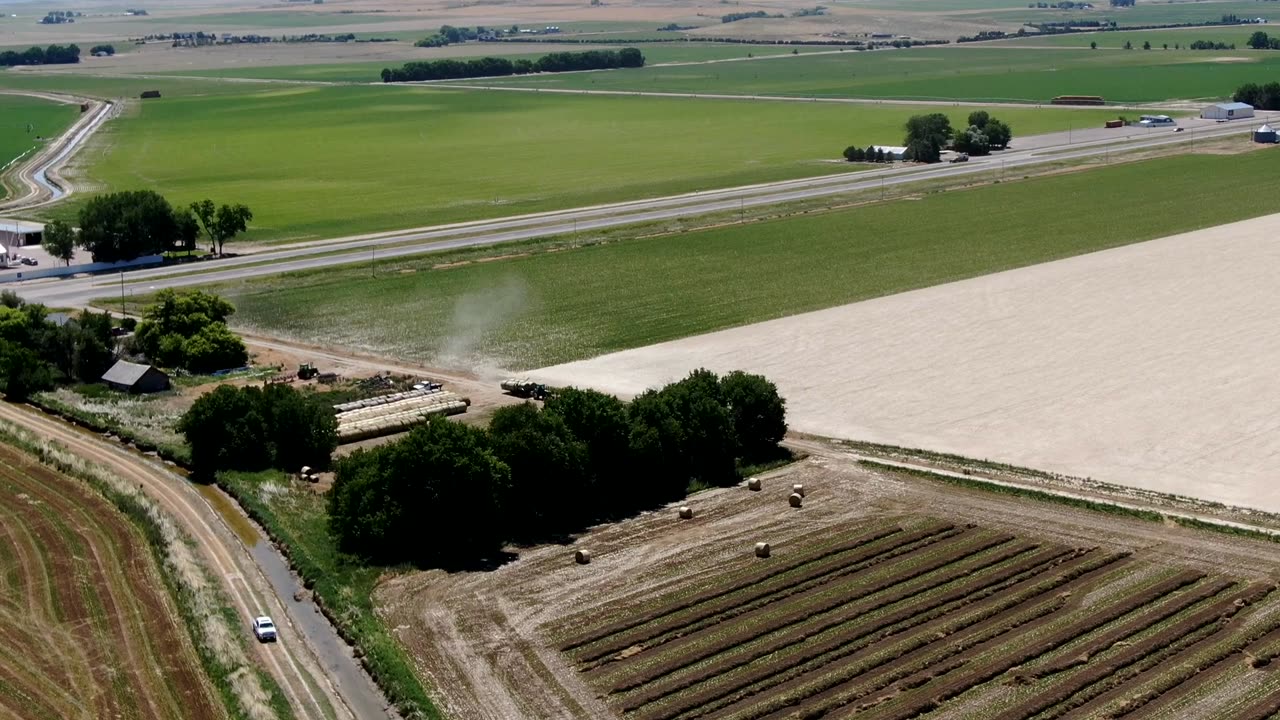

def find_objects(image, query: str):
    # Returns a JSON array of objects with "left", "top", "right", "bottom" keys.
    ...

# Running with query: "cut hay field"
[
  {"left": 377, "top": 449, "right": 1280, "bottom": 719},
  {"left": 529, "top": 207, "right": 1280, "bottom": 515},
  {"left": 226, "top": 146, "right": 1280, "bottom": 371},
  {"left": 451, "top": 45, "right": 1276, "bottom": 102},
  {"left": 17, "top": 77, "right": 1106, "bottom": 242},
  {"left": 0, "top": 93, "right": 78, "bottom": 195},
  {"left": 0, "top": 441, "right": 223, "bottom": 719}
]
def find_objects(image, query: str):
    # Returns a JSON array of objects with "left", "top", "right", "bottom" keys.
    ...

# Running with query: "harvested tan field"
[
  {"left": 531, "top": 213, "right": 1280, "bottom": 514},
  {"left": 377, "top": 450, "right": 1280, "bottom": 720},
  {"left": 0, "top": 442, "right": 222, "bottom": 719}
]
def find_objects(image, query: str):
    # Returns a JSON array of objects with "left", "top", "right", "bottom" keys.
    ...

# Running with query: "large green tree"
[
  {"left": 488, "top": 402, "right": 591, "bottom": 539},
  {"left": 328, "top": 418, "right": 511, "bottom": 566},
  {"left": 542, "top": 387, "right": 632, "bottom": 513},
  {"left": 134, "top": 289, "right": 246, "bottom": 372},
  {"left": 40, "top": 219, "right": 77, "bottom": 266},
  {"left": 191, "top": 200, "right": 253, "bottom": 256},
  {"left": 77, "top": 190, "right": 180, "bottom": 262},
  {"left": 903, "top": 113, "right": 954, "bottom": 164},
  {"left": 178, "top": 384, "right": 336, "bottom": 476},
  {"left": 720, "top": 370, "right": 788, "bottom": 462}
]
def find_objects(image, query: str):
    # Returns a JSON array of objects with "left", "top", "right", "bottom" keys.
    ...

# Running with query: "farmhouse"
[
  {"left": 873, "top": 145, "right": 908, "bottom": 160},
  {"left": 101, "top": 360, "right": 170, "bottom": 393},
  {"left": 0, "top": 220, "right": 43, "bottom": 247},
  {"left": 1201, "top": 102, "right": 1254, "bottom": 121}
]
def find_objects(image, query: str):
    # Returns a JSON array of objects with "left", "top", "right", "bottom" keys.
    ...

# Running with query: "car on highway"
[
  {"left": 252, "top": 615, "right": 278, "bottom": 642},
  {"left": 950, "top": 153, "right": 969, "bottom": 163}
]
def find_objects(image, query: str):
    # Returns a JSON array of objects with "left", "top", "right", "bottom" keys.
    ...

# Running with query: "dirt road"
[{"left": 0, "top": 402, "right": 373, "bottom": 720}]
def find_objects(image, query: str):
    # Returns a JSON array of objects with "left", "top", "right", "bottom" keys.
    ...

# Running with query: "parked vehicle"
[
  {"left": 252, "top": 616, "right": 277, "bottom": 642},
  {"left": 19, "top": 258, "right": 37, "bottom": 266},
  {"left": 950, "top": 153, "right": 969, "bottom": 163}
]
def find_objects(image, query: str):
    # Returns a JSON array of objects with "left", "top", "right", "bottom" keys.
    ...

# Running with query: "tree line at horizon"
[
  {"left": 0, "top": 44, "right": 79, "bottom": 67},
  {"left": 380, "top": 47, "right": 644, "bottom": 82}
]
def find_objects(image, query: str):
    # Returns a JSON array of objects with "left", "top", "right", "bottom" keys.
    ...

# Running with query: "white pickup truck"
[{"left": 252, "top": 616, "right": 278, "bottom": 642}]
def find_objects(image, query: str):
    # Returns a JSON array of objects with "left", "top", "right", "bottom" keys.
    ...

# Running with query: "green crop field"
[
  {"left": 164, "top": 43, "right": 816, "bottom": 83},
  {"left": 997, "top": 26, "right": 1262, "bottom": 48},
  {"left": 223, "top": 147, "right": 1280, "bottom": 371},
  {"left": 0, "top": 94, "right": 78, "bottom": 197},
  {"left": 13, "top": 75, "right": 1105, "bottom": 242},
  {"left": 454, "top": 45, "right": 1273, "bottom": 102}
]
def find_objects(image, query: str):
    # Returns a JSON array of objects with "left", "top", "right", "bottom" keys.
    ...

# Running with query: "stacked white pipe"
[{"left": 335, "top": 388, "right": 469, "bottom": 442}]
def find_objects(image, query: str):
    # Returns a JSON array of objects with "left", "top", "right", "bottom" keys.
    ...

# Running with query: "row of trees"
[
  {"left": 0, "top": 44, "right": 80, "bottom": 67},
  {"left": 952, "top": 111, "right": 1012, "bottom": 157},
  {"left": 328, "top": 369, "right": 788, "bottom": 567},
  {"left": 1189, "top": 39, "right": 1235, "bottom": 50},
  {"left": 133, "top": 290, "right": 247, "bottom": 374},
  {"left": 842, "top": 145, "right": 893, "bottom": 163},
  {"left": 1234, "top": 81, "right": 1280, "bottom": 110},
  {"left": 0, "top": 293, "right": 115, "bottom": 400},
  {"left": 180, "top": 384, "right": 337, "bottom": 475},
  {"left": 381, "top": 47, "right": 644, "bottom": 82},
  {"left": 41, "top": 190, "right": 252, "bottom": 264}
]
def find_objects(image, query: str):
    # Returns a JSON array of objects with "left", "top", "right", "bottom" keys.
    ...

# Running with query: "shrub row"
[{"left": 381, "top": 47, "right": 643, "bottom": 82}]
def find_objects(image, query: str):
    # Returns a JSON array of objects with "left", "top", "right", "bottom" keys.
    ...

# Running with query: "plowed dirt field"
[
  {"left": 0, "top": 442, "right": 223, "bottom": 720},
  {"left": 378, "top": 449, "right": 1280, "bottom": 719}
]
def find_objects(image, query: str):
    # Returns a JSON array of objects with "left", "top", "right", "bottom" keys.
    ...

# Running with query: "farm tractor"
[
  {"left": 297, "top": 363, "right": 319, "bottom": 380},
  {"left": 501, "top": 378, "right": 552, "bottom": 400}
]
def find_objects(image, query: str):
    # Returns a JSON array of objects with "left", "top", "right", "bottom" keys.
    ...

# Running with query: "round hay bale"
[
  {"left": 754, "top": 542, "right": 771, "bottom": 558},
  {"left": 747, "top": 477, "right": 762, "bottom": 492},
  {"left": 575, "top": 549, "right": 592, "bottom": 565},
  {"left": 678, "top": 506, "right": 694, "bottom": 520},
  {"left": 789, "top": 493, "right": 803, "bottom": 508},
  {"left": 792, "top": 484, "right": 805, "bottom": 497}
]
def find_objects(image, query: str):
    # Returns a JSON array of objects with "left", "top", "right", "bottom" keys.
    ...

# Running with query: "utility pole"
[
  {"left": 371, "top": 245, "right": 376, "bottom": 277},
  {"left": 119, "top": 270, "right": 125, "bottom": 316},
  {"left": 739, "top": 197, "right": 745, "bottom": 223}
]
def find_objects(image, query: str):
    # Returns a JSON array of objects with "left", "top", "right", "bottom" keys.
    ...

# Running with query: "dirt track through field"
[
  {"left": 531, "top": 211, "right": 1280, "bottom": 515},
  {"left": 0, "top": 442, "right": 223, "bottom": 720},
  {"left": 0, "top": 403, "right": 351, "bottom": 720}
]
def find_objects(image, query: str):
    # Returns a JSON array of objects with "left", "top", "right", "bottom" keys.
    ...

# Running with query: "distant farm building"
[
  {"left": 1201, "top": 102, "right": 1254, "bottom": 121},
  {"left": 140, "top": 90, "right": 161, "bottom": 99},
  {"left": 1254, "top": 124, "right": 1278, "bottom": 143},
  {"left": 0, "top": 220, "right": 43, "bottom": 247},
  {"left": 102, "top": 360, "right": 170, "bottom": 393},
  {"left": 873, "top": 145, "right": 908, "bottom": 161}
]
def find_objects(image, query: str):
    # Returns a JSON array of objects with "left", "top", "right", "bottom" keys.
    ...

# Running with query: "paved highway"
[{"left": 14, "top": 111, "right": 1275, "bottom": 309}]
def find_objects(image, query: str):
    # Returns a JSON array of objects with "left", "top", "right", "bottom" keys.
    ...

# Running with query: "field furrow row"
[
  {"left": 998, "top": 583, "right": 1274, "bottom": 720},
  {"left": 560, "top": 526, "right": 913, "bottom": 652},
  {"left": 707, "top": 552, "right": 1132, "bottom": 720},
  {"left": 625, "top": 544, "right": 1075, "bottom": 720},
  {"left": 573, "top": 526, "right": 952, "bottom": 664},
  {"left": 601, "top": 532, "right": 1015, "bottom": 693},
  {"left": 835, "top": 569, "right": 1207, "bottom": 720},
  {"left": 619, "top": 540, "right": 1049, "bottom": 710}
]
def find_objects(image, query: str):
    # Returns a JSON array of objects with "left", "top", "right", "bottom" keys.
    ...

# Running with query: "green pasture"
[
  {"left": 39, "top": 79, "right": 1108, "bottom": 242},
  {"left": 954, "top": 0, "right": 1280, "bottom": 26},
  {"left": 456, "top": 45, "right": 1271, "bottom": 102},
  {"left": 997, "top": 26, "right": 1264, "bottom": 48},
  {"left": 0, "top": 94, "right": 77, "bottom": 197},
  {"left": 146, "top": 11, "right": 394, "bottom": 29},
  {"left": 223, "top": 148, "right": 1280, "bottom": 370},
  {"left": 161, "top": 43, "right": 815, "bottom": 83}
]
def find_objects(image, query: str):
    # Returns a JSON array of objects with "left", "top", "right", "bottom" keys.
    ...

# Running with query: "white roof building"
[{"left": 1201, "top": 102, "right": 1254, "bottom": 121}]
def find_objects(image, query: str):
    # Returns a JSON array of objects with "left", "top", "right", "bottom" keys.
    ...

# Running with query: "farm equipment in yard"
[
  {"left": 501, "top": 378, "right": 551, "bottom": 400},
  {"left": 297, "top": 363, "right": 319, "bottom": 380}
]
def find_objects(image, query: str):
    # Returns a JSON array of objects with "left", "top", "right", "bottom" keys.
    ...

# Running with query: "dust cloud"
[{"left": 438, "top": 275, "right": 531, "bottom": 377}]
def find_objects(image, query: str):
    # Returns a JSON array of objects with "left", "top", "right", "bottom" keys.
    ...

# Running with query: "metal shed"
[
  {"left": 0, "top": 220, "right": 44, "bottom": 247},
  {"left": 1200, "top": 102, "right": 1255, "bottom": 121},
  {"left": 101, "top": 360, "right": 170, "bottom": 394},
  {"left": 1255, "top": 124, "right": 1278, "bottom": 143}
]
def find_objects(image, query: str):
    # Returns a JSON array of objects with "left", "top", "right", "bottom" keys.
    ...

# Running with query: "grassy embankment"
[
  {"left": 223, "top": 147, "right": 1280, "bottom": 370},
  {"left": 0, "top": 73, "right": 1112, "bottom": 242},
  {"left": 0, "top": 93, "right": 78, "bottom": 198},
  {"left": 449, "top": 45, "right": 1280, "bottom": 102},
  {"left": 219, "top": 468, "right": 441, "bottom": 720}
]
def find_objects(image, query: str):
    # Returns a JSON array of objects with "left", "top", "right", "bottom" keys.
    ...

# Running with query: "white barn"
[
  {"left": 1201, "top": 102, "right": 1255, "bottom": 121},
  {"left": 873, "top": 145, "right": 908, "bottom": 161}
]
